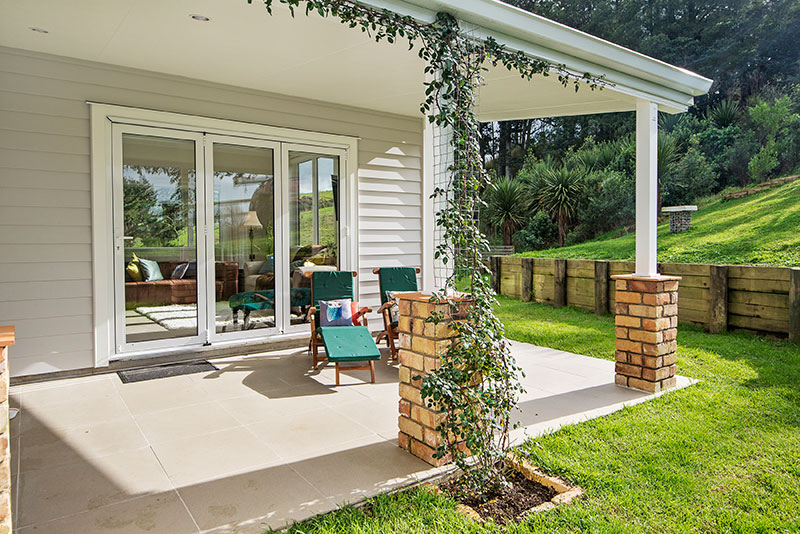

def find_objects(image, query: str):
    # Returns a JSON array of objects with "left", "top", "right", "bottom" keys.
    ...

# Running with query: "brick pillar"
[
  {"left": 611, "top": 275, "right": 680, "bottom": 393},
  {"left": 394, "top": 292, "right": 457, "bottom": 467},
  {"left": 0, "top": 327, "right": 14, "bottom": 534}
]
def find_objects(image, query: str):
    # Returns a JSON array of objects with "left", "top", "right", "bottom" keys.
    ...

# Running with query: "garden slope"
[{"left": 518, "top": 179, "right": 800, "bottom": 266}]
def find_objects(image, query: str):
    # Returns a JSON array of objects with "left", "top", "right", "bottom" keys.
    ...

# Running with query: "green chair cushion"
[
  {"left": 378, "top": 267, "right": 418, "bottom": 304},
  {"left": 319, "top": 326, "right": 381, "bottom": 361},
  {"left": 312, "top": 271, "right": 354, "bottom": 307}
]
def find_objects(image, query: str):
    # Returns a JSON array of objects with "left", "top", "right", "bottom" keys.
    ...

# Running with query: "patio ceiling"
[{"left": 0, "top": 0, "right": 710, "bottom": 121}]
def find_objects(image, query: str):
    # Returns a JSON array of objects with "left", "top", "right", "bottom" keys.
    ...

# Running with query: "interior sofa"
[{"left": 125, "top": 260, "right": 239, "bottom": 306}]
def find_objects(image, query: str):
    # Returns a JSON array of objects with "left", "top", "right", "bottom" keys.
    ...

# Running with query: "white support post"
[{"left": 635, "top": 99, "right": 659, "bottom": 277}]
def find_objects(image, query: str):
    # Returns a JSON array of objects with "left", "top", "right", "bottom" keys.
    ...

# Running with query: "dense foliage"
[{"left": 489, "top": 91, "right": 800, "bottom": 251}]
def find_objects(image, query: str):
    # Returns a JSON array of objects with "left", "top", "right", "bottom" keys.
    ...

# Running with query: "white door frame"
[
  {"left": 281, "top": 143, "right": 351, "bottom": 334},
  {"left": 90, "top": 103, "right": 359, "bottom": 367},
  {"left": 111, "top": 123, "right": 209, "bottom": 354},
  {"left": 204, "top": 134, "right": 283, "bottom": 342}
]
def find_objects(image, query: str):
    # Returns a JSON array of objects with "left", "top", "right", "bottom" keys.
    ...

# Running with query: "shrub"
[
  {"left": 572, "top": 170, "right": 635, "bottom": 242},
  {"left": 513, "top": 211, "right": 558, "bottom": 251},
  {"left": 748, "top": 140, "right": 780, "bottom": 182},
  {"left": 663, "top": 144, "right": 719, "bottom": 206}
]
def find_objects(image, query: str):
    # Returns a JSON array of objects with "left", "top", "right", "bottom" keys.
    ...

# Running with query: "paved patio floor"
[{"left": 9, "top": 341, "right": 691, "bottom": 533}]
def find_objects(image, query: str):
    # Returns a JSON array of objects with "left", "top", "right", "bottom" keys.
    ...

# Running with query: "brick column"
[
  {"left": 611, "top": 275, "right": 680, "bottom": 393},
  {"left": 0, "top": 327, "right": 14, "bottom": 534},
  {"left": 394, "top": 292, "right": 457, "bottom": 467}
]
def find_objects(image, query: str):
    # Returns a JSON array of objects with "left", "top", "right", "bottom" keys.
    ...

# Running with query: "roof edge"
[{"left": 361, "top": 0, "right": 713, "bottom": 105}]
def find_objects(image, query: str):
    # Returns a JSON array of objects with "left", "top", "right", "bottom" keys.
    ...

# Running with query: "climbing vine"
[{"left": 250, "top": 0, "right": 603, "bottom": 498}]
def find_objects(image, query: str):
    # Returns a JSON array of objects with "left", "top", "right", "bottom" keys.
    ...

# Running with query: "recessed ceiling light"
[
  {"left": 29, "top": 27, "right": 49, "bottom": 34},
  {"left": 190, "top": 14, "right": 210, "bottom": 21}
]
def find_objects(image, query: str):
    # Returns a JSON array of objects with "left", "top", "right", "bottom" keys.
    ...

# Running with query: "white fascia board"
[{"left": 361, "top": 0, "right": 712, "bottom": 111}]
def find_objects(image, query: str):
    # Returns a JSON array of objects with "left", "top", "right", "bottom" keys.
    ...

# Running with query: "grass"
[
  {"left": 280, "top": 296, "right": 800, "bottom": 533},
  {"left": 518, "top": 179, "right": 800, "bottom": 266}
]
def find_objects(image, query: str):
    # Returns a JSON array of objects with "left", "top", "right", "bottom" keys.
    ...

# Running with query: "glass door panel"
[
  {"left": 210, "top": 141, "right": 279, "bottom": 335},
  {"left": 286, "top": 150, "right": 341, "bottom": 328},
  {"left": 117, "top": 132, "right": 202, "bottom": 346}
]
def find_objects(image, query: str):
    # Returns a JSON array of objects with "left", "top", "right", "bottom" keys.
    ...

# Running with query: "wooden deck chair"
[
  {"left": 373, "top": 267, "right": 420, "bottom": 360},
  {"left": 306, "top": 270, "right": 379, "bottom": 385}
]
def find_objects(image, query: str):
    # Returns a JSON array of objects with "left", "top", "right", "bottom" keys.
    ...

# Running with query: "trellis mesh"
[{"left": 432, "top": 23, "right": 484, "bottom": 292}]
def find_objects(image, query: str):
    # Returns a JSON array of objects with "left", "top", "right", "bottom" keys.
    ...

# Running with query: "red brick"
[
  {"left": 615, "top": 350, "right": 628, "bottom": 363},
  {"left": 662, "top": 280, "right": 679, "bottom": 291},
  {"left": 615, "top": 362, "right": 642, "bottom": 377},
  {"left": 615, "top": 327, "right": 629, "bottom": 339},
  {"left": 641, "top": 355, "right": 663, "bottom": 368},
  {"left": 641, "top": 341, "right": 676, "bottom": 356},
  {"left": 615, "top": 339, "right": 642, "bottom": 353},
  {"left": 641, "top": 317, "right": 670, "bottom": 331},
  {"left": 397, "top": 316, "right": 412, "bottom": 333},
  {"left": 399, "top": 383, "right": 423, "bottom": 405},
  {"left": 628, "top": 304, "right": 663, "bottom": 318},
  {"left": 628, "top": 377, "right": 661, "bottom": 393},
  {"left": 661, "top": 376, "right": 678, "bottom": 390},
  {"left": 629, "top": 280, "right": 662, "bottom": 293},
  {"left": 399, "top": 399, "right": 411, "bottom": 417},
  {"left": 663, "top": 328, "right": 678, "bottom": 341},
  {"left": 412, "top": 405, "right": 444, "bottom": 429},
  {"left": 398, "top": 415, "right": 423, "bottom": 440},
  {"left": 628, "top": 352, "right": 644, "bottom": 366},
  {"left": 615, "top": 303, "right": 629, "bottom": 315},
  {"left": 629, "top": 329, "right": 663, "bottom": 344},
  {"left": 398, "top": 349, "right": 423, "bottom": 371},
  {"left": 398, "top": 431, "right": 410, "bottom": 450},
  {"left": 642, "top": 292, "right": 671, "bottom": 306},
  {"left": 617, "top": 291, "right": 642, "bottom": 304},
  {"left": 663, "top": 304, "right": 679, "bottom": 316},
  {"left": 615, "top": 279, "right": 628, "bottom": 291},
  {"left": 410, "top": 439, "right": 450, "bottom": 466},
  {"left": 642, "top": 366, "right": 673, "bottom": 381},
  {"left": 662, "top": 352, "right": 677, "bottom": 366},
  {"left": 615, "top": 374, "right": 628, "bottom": 387},
  {"left": 423, "top": 356, "right": 441, "bottom": 373},
  {"left": 615, "top": 315, "right": 641, "bottom": 328},
  {"left": 670, "top": 292, "right": 679, "bottom": 304},
  {"left": 423, "top": 426, "right": 443, "bottom": 447},
  {"left": 398, "top": 333, "right": 412, "bottom": 349},
  {"left": 670, "top": 316, "right": 679, "bottom": 327},
  {"left": 398, "top": 298, "right": 412, "bottom": 316}
]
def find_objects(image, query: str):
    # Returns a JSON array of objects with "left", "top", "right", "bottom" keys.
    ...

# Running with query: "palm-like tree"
[
  {"left": 484, "top": 177, "right": 530, "bottom": 246},
  {"left": 536, "top": 166, "right": 585, "bottom": 247}
]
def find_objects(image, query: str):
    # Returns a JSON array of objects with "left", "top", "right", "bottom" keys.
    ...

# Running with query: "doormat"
[{"left": 117, "top": 360, "right": 218, "bottom": 384}]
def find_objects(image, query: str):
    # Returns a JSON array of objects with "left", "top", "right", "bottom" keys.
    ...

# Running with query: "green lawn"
[
  {"left": 280, "top": 296, "right": 800, "bottom": 533},
  {"left": 518, "top": 179, "right": 800, "bottom": 266}
]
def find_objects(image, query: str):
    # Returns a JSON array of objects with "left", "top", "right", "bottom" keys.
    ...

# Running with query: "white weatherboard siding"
[{"left": 0, "top": 47, "right": 423, "bottom": 377}]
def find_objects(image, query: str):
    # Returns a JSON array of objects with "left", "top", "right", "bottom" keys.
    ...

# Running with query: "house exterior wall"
[{"left": 0, "top": 47, "right": 424, "bottom": 377}]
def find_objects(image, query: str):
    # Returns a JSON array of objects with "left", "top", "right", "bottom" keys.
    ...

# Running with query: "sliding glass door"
[
  {"left": 206, "top": 136, "right": 281, "bottom": 339},
  {"left": 112, "top": 126, "right": 347, "bottom": 355},
  {"left": 112, "top": 125, "right": 207, "bottom": 352}
]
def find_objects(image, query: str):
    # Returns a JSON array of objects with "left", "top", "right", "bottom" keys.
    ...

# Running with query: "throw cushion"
[
  {"left": 170, "top": 262, "right": 190, "bottom": 280},
  {"left": 385, "top": 290, "right": 400, "bottom": 324},
  {"left": 257, "top": 256, "right": 275, "bottom": 274},
  {"left": 184, "top": 261, "right": 197, "bottom": 279},
  {"left": 126, "top": 253, "right": 144, "bottom": 282},
  {"left": 320, "top": 298, "right": 354, "bottom": 327},
  {"left": 138, "top": 258, "right": 164, "bottom": 282}
]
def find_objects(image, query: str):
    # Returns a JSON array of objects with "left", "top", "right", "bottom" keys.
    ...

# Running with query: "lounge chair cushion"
[
  {"left": 379, "top": 267, "right": 418, "bottom": 304},
  {"left": 311, "top": 271, "right": 354, "bottom": 306},
  {"left": 319, "top": 326, "right": 381, "bottom": 361}
]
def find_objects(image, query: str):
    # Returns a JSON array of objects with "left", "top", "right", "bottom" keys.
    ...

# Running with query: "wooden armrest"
[
  {"left": 306, "top": 306, "right": 316, "bottom": 321},
  {"left": 253, "top": 293, "right": 269, "bottom": 301},
  {"left": 377, "top": 301, "right": 394, "bottom": 314},
  {"left": 353, "top": 306, "right": 372, "bottom": 319}
]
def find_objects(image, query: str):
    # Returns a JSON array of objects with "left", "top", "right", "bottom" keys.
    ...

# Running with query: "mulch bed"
[{"left": 441, "top": 471, "right": 557, "bottom": 524}]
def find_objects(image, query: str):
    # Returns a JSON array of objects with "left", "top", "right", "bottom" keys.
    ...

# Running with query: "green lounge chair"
[
  {"left": 306, "top": 270, "right": 379, "bottom": 385},
  {"left": 373, "top": 267, "right": 420, "bottom": 360}
]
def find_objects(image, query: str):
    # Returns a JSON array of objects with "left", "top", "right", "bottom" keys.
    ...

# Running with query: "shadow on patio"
[{"left": 10, "top": 342, "right": 691, "bottom": 533}]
